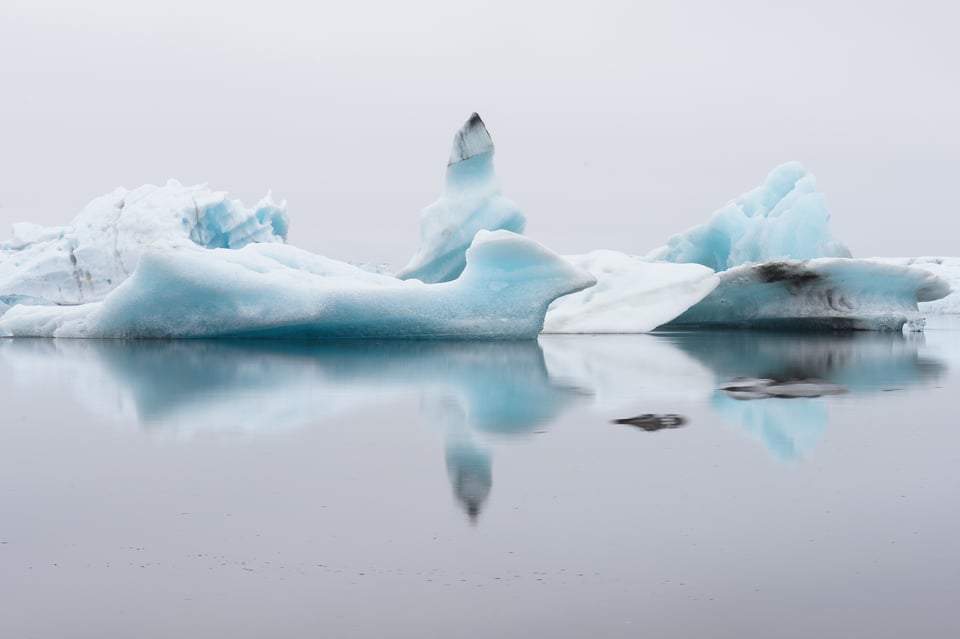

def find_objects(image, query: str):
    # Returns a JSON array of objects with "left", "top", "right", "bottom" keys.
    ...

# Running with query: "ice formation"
[
  {"left": 397, "top": 113, "right": 525, "bottom": 284},
  {"left": 542, "top": 251, "right": 718, "bottom": 333},
  {"left": 0, "top": 180, "right": 287, "bottom": 313},
  {"left": 662, "top": 258, "right": 951, "bottom": 331},
  {"left": 647, "top": 162, "right": 852, "bottom": 270},
  {"left": 395, "top": 115, "right": 723, "bottom": 331},
  {"left": 869, "top": 257, "right": 960, "bottom": 314},
  {"left": 643, "top": 163, "right": 952, "bottom": 331},
  {"left": 0, "top": 230, "right": 595, "bottom": 339}
]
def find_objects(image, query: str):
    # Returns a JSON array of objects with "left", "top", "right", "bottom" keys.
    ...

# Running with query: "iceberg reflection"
[
  {"left": 0, "top": 338, "right": 584, "bottom": 521},
  {"left": 669, "top": 331, "right": 945, "bottom": 461},
  {"left": 542, "top": 331, "right": 946, "bottom": 461}
]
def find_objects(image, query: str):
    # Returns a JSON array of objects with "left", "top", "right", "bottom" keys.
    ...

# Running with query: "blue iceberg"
[
  {"left": 0, "top": 230, "right": 594, "bottom": 339},
  {"left": 397, "top": 113, "right": 526, "bottom": 284},
  {"left": 647, "top": 162, "right": 852, "bottom": 270},
  {"left": 0, "top": 180, "right": 288, "bottom": 313},
  {"left": 398, "top": 115, "right": 721, "bottom": 331},
  {"left": 649, "top": 163, "right": 951, "bottom": 331}
]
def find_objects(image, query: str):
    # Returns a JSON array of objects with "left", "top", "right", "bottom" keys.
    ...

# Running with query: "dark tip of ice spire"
[{"left": 448, "top": 112, "right": 495, "bottom": 166}]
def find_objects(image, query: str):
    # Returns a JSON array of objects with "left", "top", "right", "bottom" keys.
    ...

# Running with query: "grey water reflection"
[
  {"left": 671, "top": 331, "right": 946, "bottom": 460},
  {"left": 0, "top": 330, "right": 947, "bottom": 516},
  {"left": 557, "top": 330, "right": 944, "bottom": 461},
  {"left": 0, "top": 338, "right": 582, "bottom": 520}
]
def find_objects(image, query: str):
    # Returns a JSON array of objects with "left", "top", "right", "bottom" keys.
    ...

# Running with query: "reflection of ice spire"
[
  {"left": 426, "top": 394, "right": 494, "bottom": 522},
  {"left": 445, "top": 443, "right": 492, "bottom": 523}
]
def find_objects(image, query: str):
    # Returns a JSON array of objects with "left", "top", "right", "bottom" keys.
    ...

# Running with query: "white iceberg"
[
  {"left": 0, "top": 180, "right": 288, "bottom": 313},
  {"left": 542, "top": 251, "right": 719, "bottom": 333},
  {"left": 0, "top": 230, "right": 595, "bottom": 339},
  {"left": 397, "top": 113, "right": 526, "bottom": 284},
  {"left": 647, "top": 162, "right": 851, "bottom": 270}
]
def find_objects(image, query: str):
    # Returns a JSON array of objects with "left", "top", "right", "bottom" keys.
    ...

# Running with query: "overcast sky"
[{"left": 1, "top": 0, "right": 957, "bottom": 267}]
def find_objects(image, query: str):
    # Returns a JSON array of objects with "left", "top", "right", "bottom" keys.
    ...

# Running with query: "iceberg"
[
  {"left": 397, "top": 114, "right": 722, "bottom": 332},
  {"left": 397, "top": 113, "right": 526, "bottom": 284},
  {"left": 0, "top": 117, "right": 594, "bottom": 340},
  {"left": 662, "top": 258, "right": 951, "bottom": 331},
  {"left": 869, "top": 257, "right": 960, "bottom": 315},
  {"left": 0, "top": 180, "right": 288, "bottom": 313},
  {"left": 646, "top": 163, "right": 951, "bottom": 331},
  {"left": 0, "top": 230, "right": 595, "bottom": 339},
  {"left": 646, "top": 162, "right": 852, "bottom": 270},
  {"left": 542, "top": 251, "right": 719, "bottom": 333}
]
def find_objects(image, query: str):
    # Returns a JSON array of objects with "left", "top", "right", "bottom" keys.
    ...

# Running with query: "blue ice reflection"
[
  {"left": 0, "top": 330, "right": 946, "bottom": 515},
  {"left": 673, "top": 331, "right": 946, "bottom": 461},
  {"left": 541, "top": 331, "right": 945, "bottom": 461},
  {"left": 0, "top": 339, "right": 583, "bottom": 520}
]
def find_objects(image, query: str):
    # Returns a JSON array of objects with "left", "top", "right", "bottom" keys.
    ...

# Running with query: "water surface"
[{"left": 2, "top": 321, "right": 959, "bottom": 638}]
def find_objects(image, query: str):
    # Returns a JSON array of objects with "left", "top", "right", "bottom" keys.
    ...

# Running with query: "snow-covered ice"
[
  {"left": 543, "top": 251, "right": 719, "bottom": 333},
  {"left": 0, "top": 230, "right": 595, "bottom": 339}
]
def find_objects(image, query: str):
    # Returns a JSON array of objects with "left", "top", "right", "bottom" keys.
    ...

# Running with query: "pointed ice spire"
[
  {"left": 448, "top": 113, "right": 494, "bottom": 165},
  {"left": 398, "top": 113, "right": 526, "bottom": 284}
]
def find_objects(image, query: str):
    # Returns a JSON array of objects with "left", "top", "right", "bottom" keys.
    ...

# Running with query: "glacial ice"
[
  {"left": 397, "top": 113, "right": 526, "bottom": 284},
  {"left": 0, "top": 230, "right": 595, "bottom": 339},
  {"left": 395, "top": 115, "right": 724, "bottom": 331},
  {"left": 644, "top": 163, "right": 952, "bottom": 331},
  {"left": 543, "top": 252, "right": 719, "bottom": 333},
  {"left": 869, "top": 257, "right": 960, "bottom": 315},
  {"left": 663, "top": 258, "right": 952, "bottom": 331},
  {"left": 0, "top": 180, "right": 288, "bottom": 313},
  {"left": 646, "top": 162, "right": 852, "bottom": 270},
  {"left": 1, "top": 113, "right": 955, "bottom": 339}
]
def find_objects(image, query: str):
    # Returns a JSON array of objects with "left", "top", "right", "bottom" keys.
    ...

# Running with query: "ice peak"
[{"left": 448, "top": 113, "right": 494, "bottom": 165}]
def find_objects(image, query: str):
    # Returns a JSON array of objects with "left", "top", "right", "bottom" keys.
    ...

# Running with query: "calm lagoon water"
[{"left": 2, "top": 319, "right": 959, "bottom": 638}]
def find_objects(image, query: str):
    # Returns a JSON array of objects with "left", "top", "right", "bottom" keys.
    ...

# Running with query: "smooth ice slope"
[
  {"left": 397, "top": 114, "right": 525, "bottom": 283},
  {"left": 647, "top": 162, "right": 851, "bottom": 270},
  {"left": 870, "top": 257, "right": 960, "bottom": 314},
  {"left": 663, "top": 258, "right": 952, "bottom": 331},
  {"left": 0, "top": 180, "right": 287, "bottom": 313},
  {"left": 542, "top": 251, "right": 719, "bottom": 333},
  {"left": 0, "top": 231, "right": 595, "bottom": 339}
]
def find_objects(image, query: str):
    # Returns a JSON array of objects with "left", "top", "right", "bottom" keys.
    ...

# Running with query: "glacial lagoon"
[{"left": 1, "top": 320, "right": 959, "bottom": 637}]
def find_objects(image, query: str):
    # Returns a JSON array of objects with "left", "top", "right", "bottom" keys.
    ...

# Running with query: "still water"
[{"left": 1, "top": 320, "right": 959, "bottom": 638}]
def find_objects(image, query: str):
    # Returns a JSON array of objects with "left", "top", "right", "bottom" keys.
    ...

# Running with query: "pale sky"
[{"left": 1, "top": 0, "right": 958, "bottom": 268}]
